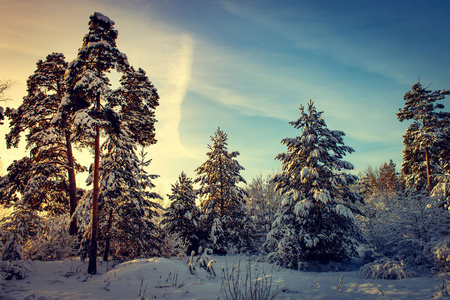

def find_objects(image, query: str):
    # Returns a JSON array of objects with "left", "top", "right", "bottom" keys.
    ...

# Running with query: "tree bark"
[
  {"left": 66, "top": 131, "right": 78, "bottom": 236},
  {"left": 103, "top": 208, "right": 113, "bottom": 261},
  {"left": 425, "top": 146, "right": 432, "bottom": 191},
  {"left": 88, "top": 93, "right": 101, "bottom": 275},
  {"left": 422, "top": 119, "right": 432, "bottom": 191}
]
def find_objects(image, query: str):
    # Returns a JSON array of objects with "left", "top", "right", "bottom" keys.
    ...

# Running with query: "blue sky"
[{"left": 1, "top": 0, "right": 449, "bottom": 195}]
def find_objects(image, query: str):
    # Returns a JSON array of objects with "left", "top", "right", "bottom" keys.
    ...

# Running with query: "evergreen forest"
[{"left": 0, "top": 12, "right": 450, "bottom": 287}]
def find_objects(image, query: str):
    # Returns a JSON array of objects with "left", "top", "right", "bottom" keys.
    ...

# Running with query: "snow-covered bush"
[
  {"left": 221, "top": 260, "right": 280, "bottom": 300},
  {"left": 358, "top": 186, "right": 450, "bottom": 272},
  {"left": 0, "top": 260, "right": 34, "bottom": 280},
  {"left": 23, "top": 216, "right": 77, "bottom": 261},
  {"left": 426, "top": 238, "right": 450, "bottom": 273},
  {"left": 159, "top": 233, "right": 187, "bottom": 259},
  {"left": 359, "top": 258, "right": 418, "bottom": 280},
  {"left": 1, "top": 201, "right": 41, "bottom": 261}
]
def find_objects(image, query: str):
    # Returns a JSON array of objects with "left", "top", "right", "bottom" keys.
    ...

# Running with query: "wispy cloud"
[
  {"left": 0, "top": 1, "right": 199, "bottom": 190},
  {"left": 219, "top": 0, "right": 448, "bottom": 86},
  {"left": 151, "top": 33, "right": 198, "bottom": 160}
]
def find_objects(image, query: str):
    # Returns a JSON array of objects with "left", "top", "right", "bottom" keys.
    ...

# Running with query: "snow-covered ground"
[{"left": 0, "top": 255, "right": 444, "bottom": 300}]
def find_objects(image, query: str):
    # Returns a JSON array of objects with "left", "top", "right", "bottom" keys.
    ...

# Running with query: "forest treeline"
[{"left": 0, "top": 12, "right": 449, "bottom": 281}]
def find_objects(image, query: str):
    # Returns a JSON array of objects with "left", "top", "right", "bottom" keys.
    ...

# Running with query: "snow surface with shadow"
[{"left": 0, "top": 255, "right": 443, "bottom": 300}]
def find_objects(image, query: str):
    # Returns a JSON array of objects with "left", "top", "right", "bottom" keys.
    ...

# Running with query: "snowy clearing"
[{"left": 0, "top": 255, "right": 444, "bottom": 300}]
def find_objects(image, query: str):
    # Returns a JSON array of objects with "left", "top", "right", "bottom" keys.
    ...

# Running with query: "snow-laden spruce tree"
[
  {"left": 3, "top": 53, "right": 82, "bottom": 235},
  {"left": 196, "top": 128, "right": 254, "bottom": 254},
  {"left": 161, "top": 172, "right": 200, "bottom": 254},
  {"left": 397, "top": 82, "right": 450, "bottom": 191},
  {"left": 265, "top": 100, "right": 364, "bottom": 269}
]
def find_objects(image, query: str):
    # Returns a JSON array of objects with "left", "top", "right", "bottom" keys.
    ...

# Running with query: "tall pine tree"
[
  {"left": 54, "top": 12, "right": 130, "bottom": 274},
  {"left": 2, "top": 53, "right": 82, "bottom": 233},
  {"left": 397, "top": 82, "right": 450, "bottom": 191},
  {"left": 265, "top": 100, "right": 363, "bottom": 269}
]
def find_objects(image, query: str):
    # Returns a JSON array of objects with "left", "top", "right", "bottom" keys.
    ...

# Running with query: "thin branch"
[{"left": 0, "top": 79, "right": 15, "bottom": 102}]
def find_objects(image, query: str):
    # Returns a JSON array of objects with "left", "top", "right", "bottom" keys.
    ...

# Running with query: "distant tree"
[
  {"left": 397, "top": 82, "right": 450, "bottom": 190},
  {"left": 195, "top": 128, "right": 253, "bottom": 254},
  {"left": 376, "top": 160, "right": 400, "bottom": 198},
  {"left": 265, "top": 100, "right": 363, "bottom": 269},
  {"left": 361, "top": 188, "right": 450, "bottom": 268},
  {"left": 245, "top": 175, "right": 282, "bottom": 249},
  {"left": 358, "top": 166, "right": 379, "bottom": 199},
  {"left": 4, "top": 53, "right": 82, "bottom": 234},
  {"left": 161, "top": 172, "right": 200, "bottom": 254},
  {"left": 0, "top": 79, "right": 13, "bottom": 101}
]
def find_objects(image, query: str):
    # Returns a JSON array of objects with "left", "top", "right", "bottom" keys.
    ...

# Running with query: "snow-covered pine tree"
[
  {"left": 265, "top": 100, "right": 363, "bottom": 269},
  {"left": 112, "top": 66, "right": 159, "bottom": 146},
  {"left": 98, "top": 127, "right": 162, "bottom": 260},
  {"left": 376, "top": 160, "right": 400, "bottom": 197},
  {"left": 54, "top": 12, "right": 130, "bottom": 274},
  {"left": 397, "top": 82, "right": 450, "bottom": 191},
  {"left": 4, "top": 53, "right": 82, "bottom": 235},
  {"left": 161, "top": 172, "right": 200, "bottom": 255},
  {"left": 97, "top": 64, "right": 161, "bottom": 260},
  {"left": 195, "top": 128, "right": 253, "bottom": 254}
]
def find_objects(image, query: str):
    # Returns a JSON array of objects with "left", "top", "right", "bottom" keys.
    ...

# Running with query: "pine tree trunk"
[
  {"left": 66, "top": 131, "right": 78, "bottom": 236},
  {"left": 425, "top": 146, "right": 432, "bottom": 190},
  {"left": 88, "top": 93, "right": 101, "bottom": 275},
  {"left": 103, "top": 208, "right": 113, "bottom": 261},
  {"left": 422, "top": 119, "right": 432, "bottom": 191}
]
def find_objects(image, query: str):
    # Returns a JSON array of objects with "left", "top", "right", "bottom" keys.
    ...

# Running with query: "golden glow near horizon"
[
  {"left": 1, "top": 0, "right": 449, "bottom": 200},
  {"left": 0, "top": 1, "right": 200, "bottom": 197}
]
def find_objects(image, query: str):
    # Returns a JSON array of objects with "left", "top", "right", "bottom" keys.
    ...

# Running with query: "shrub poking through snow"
[
  {"left": 359, "top": 258, "right": 418, "bottom": 280},
  {"left": 196, "top": 247, "right": 216, "bottom": 278},
  {"left": 23, "top": 217, "right": 77, "bottom": 261},
  {"left": 221, "top": 260, "right": 280, "bottom": 300}
]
